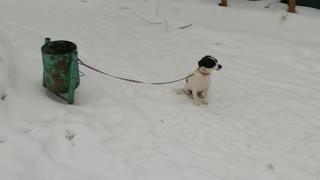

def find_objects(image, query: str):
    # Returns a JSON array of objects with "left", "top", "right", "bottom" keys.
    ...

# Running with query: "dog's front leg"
[
  {"left": 202, "top": 88, "right": 209, "bottom": 105},
  {"left": 192, "top": 89, "right": 201, "bottom": 105}
]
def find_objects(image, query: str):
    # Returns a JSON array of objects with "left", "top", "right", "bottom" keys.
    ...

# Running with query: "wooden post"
[
  {"left": 219, "top": 0, "right": 227, "bottom": 7},
  {"left": 288, "top": 0, "right": 296, "bottom": 13}
]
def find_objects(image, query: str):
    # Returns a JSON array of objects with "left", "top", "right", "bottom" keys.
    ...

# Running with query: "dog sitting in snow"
[{"left": 177, "top": 55, "right": 222, "bottom": 105}]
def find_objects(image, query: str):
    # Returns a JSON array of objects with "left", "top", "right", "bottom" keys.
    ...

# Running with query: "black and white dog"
[{"left": 177, "top": 55, "right": 222, "bottom": 105}]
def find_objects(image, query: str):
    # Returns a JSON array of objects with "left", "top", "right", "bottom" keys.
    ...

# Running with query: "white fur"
[
  {"left": 176, "top": 56, "right": 221, "bottom": 105},
  {"left": 175, "top": 68, "right": 214, "bottom": 105},
  {"left": 184, "top": 68, "right": 213, "bottom": 105}
]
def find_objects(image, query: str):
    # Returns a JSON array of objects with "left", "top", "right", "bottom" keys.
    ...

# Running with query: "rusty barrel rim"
[{"left": 41, "top": 40, "right": 77, "bottom": 55}]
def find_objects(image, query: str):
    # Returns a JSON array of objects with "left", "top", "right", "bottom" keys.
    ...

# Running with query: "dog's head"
[{"left": 198, "top": 55, "right": 222, "bottom": 73}]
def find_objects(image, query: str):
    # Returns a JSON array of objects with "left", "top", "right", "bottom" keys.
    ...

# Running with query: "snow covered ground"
[{"left": 0, "top": 0, "right": 320, "bottom": 179}]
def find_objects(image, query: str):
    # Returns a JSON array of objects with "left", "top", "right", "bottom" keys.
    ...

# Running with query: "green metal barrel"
[{"left": 41, "top": 38, "right": 80, "bottom": 104}]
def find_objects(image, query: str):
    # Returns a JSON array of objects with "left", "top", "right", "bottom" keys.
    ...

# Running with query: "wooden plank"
[
  {"left": 219, "top": 0, "right": 227, "bottom": 7},
  {"left": 288, "top": 0, "right": 296, "bottom": 13}
]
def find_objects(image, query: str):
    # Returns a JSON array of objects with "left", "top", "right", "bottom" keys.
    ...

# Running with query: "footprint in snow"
[
  {"left": 120, "top": 6, "right": 130, "bottom": 10},
  {"left": 0, "top": 135, "right": 8, "bottom": 143},
  {"left": 65, "top": 130, "right": 75, "bottom": 141},
  {"left": 266, "top": 164, "right": 274, "bottom": 171},
  {"left": 1, "top": 94, "right": 6, "bottom": 101}
]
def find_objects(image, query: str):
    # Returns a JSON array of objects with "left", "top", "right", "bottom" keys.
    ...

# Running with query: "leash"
[{"left": 77, "top": 58, "right": 194, "bottom": 85}]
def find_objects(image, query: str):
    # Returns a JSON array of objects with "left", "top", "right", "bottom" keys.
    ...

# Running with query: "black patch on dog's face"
[{"left": 198, "top": 55, "right": 217, "bottom": 68}]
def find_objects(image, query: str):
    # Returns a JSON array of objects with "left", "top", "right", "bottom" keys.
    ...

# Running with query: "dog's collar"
[{"left": 198, "top": 69, "right": 211, "bottom": 76}]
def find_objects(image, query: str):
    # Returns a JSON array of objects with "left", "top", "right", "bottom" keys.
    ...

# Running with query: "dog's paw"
[
  {"left": 186, "top": 93, "right": 193, "bottom": 98},
  {"left": 193, "top": 100, "right": 201, "bottom": 106},
  {"left": 202, "top": 101, "right": 208, "bottom": 105},
  {"left": 202, "top": 99, "right": 209, "bottom": 105}
]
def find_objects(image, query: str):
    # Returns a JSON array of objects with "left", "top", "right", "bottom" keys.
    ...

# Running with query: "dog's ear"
[
  {"left": 198, "top": 59, "right": 204, "bottom": 67},
  {"left": 205, "top": 55, "right": 218, "bottom": 62},
  {"left": 198, "top": 56, "right": 210, "bottom": 67}
]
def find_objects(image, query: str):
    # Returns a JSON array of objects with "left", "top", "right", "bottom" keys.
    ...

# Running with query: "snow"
[{"left": 1, "top": 0, "right": 320, "bottom": 179}]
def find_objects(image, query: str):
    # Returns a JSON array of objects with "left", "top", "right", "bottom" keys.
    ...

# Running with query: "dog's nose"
[{"left": 218, "top": 64, "right": 222, "bottom": 70}]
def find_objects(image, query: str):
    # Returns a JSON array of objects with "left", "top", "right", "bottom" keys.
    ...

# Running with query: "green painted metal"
[{"left": 41, "top": 38, "right": 80, "bottom": 104}]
